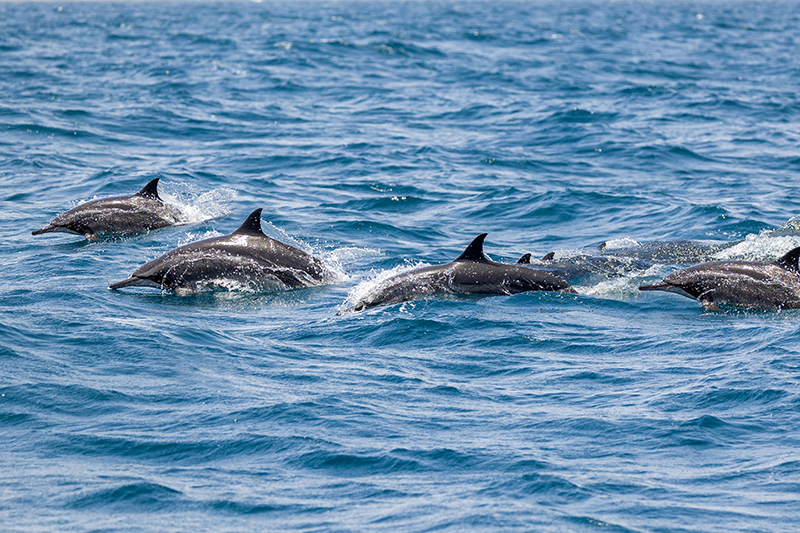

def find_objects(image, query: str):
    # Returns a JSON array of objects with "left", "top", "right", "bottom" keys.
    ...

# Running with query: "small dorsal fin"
[
  {"left": 773, "top": 246, "right": 800, "bottom": 273},
  {"left": 541, "top": 251, "right": 555, "bottom": 261},
  {"left": 598, "top": 241, "right": 607, "bottom": 251},
  {"left": 516, "top": 253, "right": 531, "bottom": 264},
  {"left": 232, "top": 208, "right": 265, "bottom": 237},
  {"left": 455, "top": 233, "right": 489, "bottom": 262},
  {"left": 135, "top": 178, "right": 161, "bottom": 200}
]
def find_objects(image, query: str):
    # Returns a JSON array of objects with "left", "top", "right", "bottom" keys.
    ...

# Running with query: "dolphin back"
[
  {"left": 340, "top": 234, "right": 575, "bottom": 313},
  {"left": 111, "top": 208, "right": 331, "bottom": 292},
  {"left": 33, "top": 178, "right": 179, "bottom": 238}
]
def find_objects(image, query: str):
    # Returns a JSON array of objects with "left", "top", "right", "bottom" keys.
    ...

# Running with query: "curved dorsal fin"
[
  {"left": 517, "top": 253, "right": 531, "bottom": 264},
  {"left": 541, "top": 251, "right": 555, "bottom": 261},
  {"left": 135, "top": 178, "right": 161, "bottom": 200},
  {"left": 773, "top": 246, "right": 800, "bottom": 273},
  {"left": 232, "top": 208, "right": 265, "bottom": 237},
  {"left": 456, "top": 233, "right": 489, "bottom": 262}
]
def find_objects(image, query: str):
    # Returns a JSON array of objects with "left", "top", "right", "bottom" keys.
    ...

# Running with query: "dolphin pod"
[
  {"left": 639, "top": 247, "right": 800, "bottom": 310},
  {"left": 110, "top": 208, "right": 333, "bottom": 293},
  {"left": 338, "top": 233, "right": 575, "bottom": 314},
  {"left": 32, "top": 178, "right": 182, "bottom": 239},
  {"left": 32, "top": 180, "right": 800, "bottom": 312}
]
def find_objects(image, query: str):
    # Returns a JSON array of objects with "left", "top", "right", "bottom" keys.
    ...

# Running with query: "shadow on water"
[
  {"left": 45, "top": 228, "right": 181, "bottom": 251},
  {"left": 109, "top": 284, "right": 336, "bottom": 311},
  {"left": 47, "top": 237, "right": 96, "bottom": 251}
]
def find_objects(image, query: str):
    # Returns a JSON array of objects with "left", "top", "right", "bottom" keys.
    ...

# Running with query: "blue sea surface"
[{"left": 2, "top": 0, "right": 800, "bottom": 531}]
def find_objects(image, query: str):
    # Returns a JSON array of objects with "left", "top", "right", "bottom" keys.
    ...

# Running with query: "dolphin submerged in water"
[
  {"left": 338, "top": 233, "right": 575, "bottom": 314},
  {"left": 110, "top": 208, "right": 333, "bottom": 293},
  {"left": 32, "top": 178, "right": 182, "bottom": 239},
  {"left": 639, "top": 246, "right": 800, "bottom": 310}
]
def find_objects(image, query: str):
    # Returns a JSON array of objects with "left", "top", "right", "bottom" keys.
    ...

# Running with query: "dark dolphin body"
[
  {"left": 32, "top": 178, "right": 182, "bottom": 239},
  {"left": 338, "top": 233, "right": 575, "bottom": 314},
  {"left": 110, "top": 208, "right": 332, "bottom": 293},
  {"left": 639, "top": 246, "right": 800, "bottom": 310}
]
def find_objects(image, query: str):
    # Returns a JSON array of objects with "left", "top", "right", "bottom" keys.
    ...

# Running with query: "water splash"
[
  {"left": 338, "top": 260, "right": 430, "bottom": 313},
  {"left": 713, "top": 233, "right": 800, "bottom": 262},
  {"left": 579, "top": 264, "right": 664, "bottom": 299},
  {"left": 159, "top": 182, "right": 237, "bottom": 226},
  {"left": 599, "top": 237, "right": 641, "bottom": 250}
]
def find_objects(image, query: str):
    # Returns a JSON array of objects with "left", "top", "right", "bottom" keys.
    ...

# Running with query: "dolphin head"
[{"left": 639, "top": 246, "right": 800, "bottom": 310}]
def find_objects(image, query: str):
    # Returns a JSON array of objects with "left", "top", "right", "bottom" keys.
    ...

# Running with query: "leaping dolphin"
[
  {"left": 110, "top": 208, "right": 333, "bottom": 293},
  {"left": 338, "top": 233, "right": 575, "bottom": 314},
  {"left": 639, "top": 246, "right": 800, "bottom": 310},
  {"left": 32, "top": 178, "right": 182, "bottom": 239}
]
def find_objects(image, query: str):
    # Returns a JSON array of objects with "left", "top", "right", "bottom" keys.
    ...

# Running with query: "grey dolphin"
[
  {"left": 32, "top": 178, "right": 182, "bottom": 239},
  {"left": 639, "top": 246, "right": 800, "bottom": 310},
  {"left": 110, "top": 208, "right": 332, "bottom": 293},
  {"left": 338, "top": 233, "right": 575, "bottom": 314}
]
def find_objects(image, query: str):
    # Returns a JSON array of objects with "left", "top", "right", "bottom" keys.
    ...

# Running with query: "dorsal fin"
[
  {"left": 517, "top": 253, "right": 531, "bottom": 264},
  {"left": 135, "top": 178, "right": 161, "bottom": 200},
  {"left": 455, "top": 233, "right": 489, "bottom": 262},
  {"left": 541, "top": 251, "right": 555, "bottom": 261},
  {"left": 773, "top": 246, "right": 800, "bottom": 273},
  {"left": 232, "top": 208, "right": 265, "bottom": 237},
  {"left": 598, "top": 241, "right": 607, "bottom": 251}
]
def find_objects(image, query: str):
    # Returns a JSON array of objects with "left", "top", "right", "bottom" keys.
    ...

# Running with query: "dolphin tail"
[
  {"left": 109, "top": 277, "right": 144, "bottom": 290},
  {"left": 639, "top": 282, "right": 670, "bottom": 292}
]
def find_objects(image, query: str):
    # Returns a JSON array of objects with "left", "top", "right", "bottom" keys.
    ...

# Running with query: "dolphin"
[
  {"left": 338, "top": 233, "right": 575, "bottom": 314},
  {"left": 639, "top": 246, "right": 800, "bottom": 310},
  {"left": 32, "top": 178, "right": 182, "bottom": 239},
  {"left": 110, "top": 208, "right": 332, "bottom": 293}
]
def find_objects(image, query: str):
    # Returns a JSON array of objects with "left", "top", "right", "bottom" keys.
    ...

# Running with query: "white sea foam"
[
  {"left": 159, "top": 182, "right": 237, "bottom": 225},
  {"left": 599, "top": 237, "right": 641, "bottom": 250},
  {"left": 712, "top": 232, "right": 800, "bottom": 262},
  {"left": 578, "top": 264, "right": 665, "bottom": 299}
]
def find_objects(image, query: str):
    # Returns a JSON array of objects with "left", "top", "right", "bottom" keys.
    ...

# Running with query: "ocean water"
[{"left": 2, "top": 0, "right": 800, "bottom": 531}]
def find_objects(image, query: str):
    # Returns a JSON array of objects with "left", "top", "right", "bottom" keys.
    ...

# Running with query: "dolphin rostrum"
[
  {"left": 110, "top": 208, "right": 333, "bottom": 293},
  {"left": 639, "top": 246, "right": 800, "bottom": 310},
  {"left": 32, "top": 178, "right": 182, "bottom": 239},
  {"left": 338, "top": 233, "right": 576, "bottom": 314}
]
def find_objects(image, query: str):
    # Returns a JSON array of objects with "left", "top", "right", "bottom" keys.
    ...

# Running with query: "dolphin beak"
[
  {"left": 109, "top": 277, "right": 144, "bottom": 290},
  {"left": 32, "top": 225, "right": 58, "bottom": 235},
  {"left": 639, "top": 282, "right": 695, "bottom": 299},
  {"left": 32, "top": 225, "right": 82, "bottom": 236},
  {"left": 639, "top": 282, "right": 671, "bottom": 291}
]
